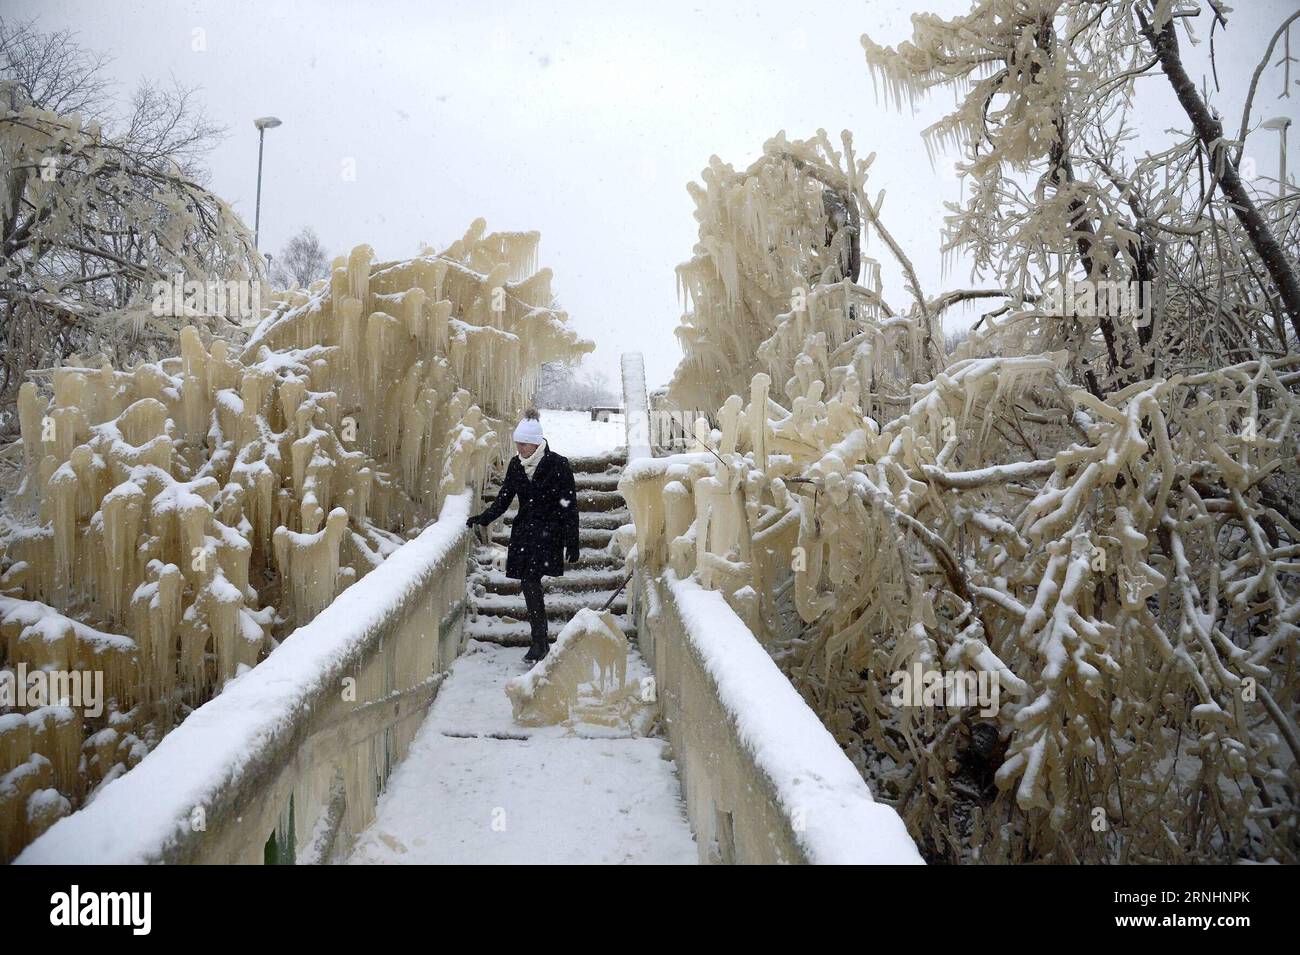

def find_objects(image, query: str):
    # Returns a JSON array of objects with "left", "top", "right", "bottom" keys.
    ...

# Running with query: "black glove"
[
  {"left": 466, "top": 515, "right": 481, "bottom": 528},
  {"left": 566, "top": 543, "right": 580, "bottom": 563}
]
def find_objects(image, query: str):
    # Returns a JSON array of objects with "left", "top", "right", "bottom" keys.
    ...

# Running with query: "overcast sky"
[{"left": 11, "top": 0, "right": 1296, "bottom": 391}]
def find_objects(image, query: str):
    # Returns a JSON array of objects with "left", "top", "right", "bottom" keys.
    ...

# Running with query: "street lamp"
[
  {"left": 1261, "top": 116, "right": 1291, "bottom": 200},
  {"left": 253, "top": 116, "right": 282, "bottom": 249}
]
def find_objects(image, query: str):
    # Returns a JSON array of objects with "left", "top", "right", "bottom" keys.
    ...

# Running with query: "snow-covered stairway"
[
  {"left": 466, "top": 451, "right": 635, "bottom": 647},
  {"left": 346, "top": 424, "right": 698, "bottom": 864}
]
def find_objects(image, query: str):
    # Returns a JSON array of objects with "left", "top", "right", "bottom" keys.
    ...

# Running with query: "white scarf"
[{"left": 520, "top": 440, "right": 546, "bottom": 481}]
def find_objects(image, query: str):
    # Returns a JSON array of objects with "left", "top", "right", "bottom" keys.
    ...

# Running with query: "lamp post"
[
  {"left": 1262, "top": 116, "right": 1291, "bottom": 200},
  {"left": 253, "top": 116, "right": 282, "bottom": 249}
]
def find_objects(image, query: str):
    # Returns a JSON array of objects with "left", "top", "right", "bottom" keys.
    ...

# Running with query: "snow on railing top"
[
  {"left": 667, "top": 573, "right": 922, "bottom": 864},
  {"left": 16, "top": 493, "right": 473, "bottom": 865}
]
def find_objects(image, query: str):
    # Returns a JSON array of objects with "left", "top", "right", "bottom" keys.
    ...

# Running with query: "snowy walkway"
[
  {"left": 346, "top": 408, "right": 698, "bottom": 865},
  {"left": 346, "top": 642, "right": 696, "bottom": 864}
]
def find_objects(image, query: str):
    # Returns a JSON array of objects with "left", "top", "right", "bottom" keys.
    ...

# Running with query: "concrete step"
[
  {"left": 567, "top": 453, "right": 626, "bottom": 474},
  {"left": 573, "top": 473, "right": 622, "bottom": 491},
  {"left": 467, "top": 616, "right": 637, "bottom": 646},
  {"left": 578, "top": 512, "right": 630, "bottom": 530},
  {"left": 479, "top": 488, "right": 627, "bottom": 513},
  {"left": 472, "top": 567, "right": 629, "bottom": 595},
  {"left": 476, "top": 506, "right": 627, "bottom": 530},
  {"left": 489, "top": 526, "right": 614, "bottom": 548},
  {"left": 470, "top": 591, "right": 628, "bottom": 620},
  {"left": 576, "top": 489, "right": 626, "bottom": 512},
  {"left": 471, "top": 548, "right": 624, "bottom": 572}
]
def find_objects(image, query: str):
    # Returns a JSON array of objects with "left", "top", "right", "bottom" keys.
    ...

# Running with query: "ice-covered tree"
[
  {"left": 0, "top": 19, "right": 257, "bottom": 410},
  {"left": 631, "top": 0, "right": 1299, "bottom": 863}
]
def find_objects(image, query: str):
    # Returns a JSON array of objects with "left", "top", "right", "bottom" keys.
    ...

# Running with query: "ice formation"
[
  {"left": 505, "top": 609, "right": 631, "bottom": 726},
  {"left": 0, "top": 220, "right": 590, "bottom": 860},
  {"left": 625, "top": 119, "right": 1300, "bottom": 863},
  {"left": 667, "top": 130, "right": 889, "bottom": 413}
]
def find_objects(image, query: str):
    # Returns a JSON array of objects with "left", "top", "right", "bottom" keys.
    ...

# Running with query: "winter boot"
[{"left": 525, "top": 615, "right": 548, "bottom": 664}]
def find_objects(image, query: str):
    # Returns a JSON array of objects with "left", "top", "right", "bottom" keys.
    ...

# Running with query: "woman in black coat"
[{"left": 466, "top": 410, "right": 580, "bottom": 662}]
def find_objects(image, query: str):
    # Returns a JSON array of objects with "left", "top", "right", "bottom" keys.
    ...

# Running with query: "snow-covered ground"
[
  {"left": 532, "top": 408, "right": 624, "bottom": 458},
  {"left": 346, "top": 641, "right": 698, "bottom": 865}
]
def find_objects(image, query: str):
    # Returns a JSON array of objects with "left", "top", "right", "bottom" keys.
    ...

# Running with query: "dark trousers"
[{"left": 521, "top": 577, "right": 547, "bottom": 648}]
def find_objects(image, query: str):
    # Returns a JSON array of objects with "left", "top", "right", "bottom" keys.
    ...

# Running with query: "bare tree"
[
  {"left": 0, "top": 17, "right": 111, "bottom": 116},
  {"left": 533, "top": 360, "right": 617, "bottom": 409},
  {"left": 269, "top": 227, "right": 331, "bottom": 290}
]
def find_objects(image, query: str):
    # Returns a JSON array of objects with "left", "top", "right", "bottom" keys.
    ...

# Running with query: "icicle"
[
  {"left": 0, "top": 218, "right": 591, "bottom": 861},
  {"left": 505, "top": 610, "right": 629, "bottom": 726}
]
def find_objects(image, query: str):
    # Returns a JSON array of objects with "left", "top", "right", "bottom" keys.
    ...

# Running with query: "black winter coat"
[{"left": 475, "top": 447, "right": 580, "bottom": 579}]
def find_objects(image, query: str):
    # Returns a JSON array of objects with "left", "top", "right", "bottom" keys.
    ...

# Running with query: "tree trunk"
[{"left": 1140, "top": 7, "right": 1300, "bottom": 345}]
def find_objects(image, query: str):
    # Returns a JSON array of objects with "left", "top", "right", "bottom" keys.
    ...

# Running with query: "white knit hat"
[{"left": 512, "top": 411, "right": 544, "bottom": 444}]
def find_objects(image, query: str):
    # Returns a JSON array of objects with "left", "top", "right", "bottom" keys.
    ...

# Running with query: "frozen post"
[{"left": 621, "top": 352, "right": 652, "bottom": 460}]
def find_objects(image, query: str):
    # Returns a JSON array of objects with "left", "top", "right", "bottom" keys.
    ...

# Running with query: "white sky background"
[{"left": 11, "top": 0, "right": 1297, "bottom": 391}]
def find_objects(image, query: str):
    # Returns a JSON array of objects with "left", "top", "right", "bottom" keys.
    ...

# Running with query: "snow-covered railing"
[
  {"left": 620, "top": 352, "right": 652, "bottom": 461},
  {"left": 634, "top": 567, "right": 922, "bottom": 864},
  {"left": 17, "top": 493, "right": 476, "bottom": 865}
]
